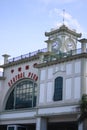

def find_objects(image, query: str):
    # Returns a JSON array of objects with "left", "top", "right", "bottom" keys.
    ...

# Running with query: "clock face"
[
  {"left": 52, "top": 40, "right": 61, "bottom": 52},
  {"left": 65, "top": 41, "right": 75, "bottom": 51}
]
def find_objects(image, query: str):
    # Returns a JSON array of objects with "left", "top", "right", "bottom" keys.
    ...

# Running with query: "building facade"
[{"left": 0, "top": 25, "right": 87, "bottom": 130}]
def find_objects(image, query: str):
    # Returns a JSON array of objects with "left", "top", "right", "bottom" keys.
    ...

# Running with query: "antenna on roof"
[{"left": 63, "top": 9, "right": 65, "bottom": 25}]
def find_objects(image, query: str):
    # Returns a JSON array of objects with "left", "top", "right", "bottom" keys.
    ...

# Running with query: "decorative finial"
[{"left": 63, "top": 9, "right": 65, "bottom": 25}]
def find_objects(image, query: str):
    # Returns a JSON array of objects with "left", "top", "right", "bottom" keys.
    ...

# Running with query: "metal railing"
[
  {"left": 43, "top": 48, "right": 83, "bottom": 63},
  {"left": 8, "top": 48, "right": 84, "bottom": 63},
  {"left": 8, "top": 48, "right": 47, "bottom": 63}
]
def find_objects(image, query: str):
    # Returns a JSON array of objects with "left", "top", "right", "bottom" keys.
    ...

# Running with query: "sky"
[{"left": 0, "top": 0, "right": 87, "bottom": 64}]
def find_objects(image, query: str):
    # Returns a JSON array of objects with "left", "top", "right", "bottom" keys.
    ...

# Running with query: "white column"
[
  {"left": 36, "top": 117, "right": 47, "bottom": 130},
  {"left": 48, "top": 42, "right": 51, "bottom": 52},
  {"left": 81, "top": 58, "right": 86, "bottom": 94},
  {"left": 45, "top": 39, "right": 53, "bottom": 52},
  {"left": 39, "top": 53, "right": 44, "bottom": 63},
  {"left": 81, "top": 43, "right": 86, "bottom": 53},
  {"left": 78, "top": 122, "right": 83, "bottom": 130},
  {"left": 78, "top": 38, "right": 87, "bottom": 53},
  {"left": 2, "top": 54, "right": 10, "bottom": 64}
]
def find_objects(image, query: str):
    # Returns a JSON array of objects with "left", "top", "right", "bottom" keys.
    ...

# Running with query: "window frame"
[
  {"left": 53, "top": 76, "right": 63, "bottom": 101},
  {"left": 5, "top": 79, "right": 37, "bottom": 110}
]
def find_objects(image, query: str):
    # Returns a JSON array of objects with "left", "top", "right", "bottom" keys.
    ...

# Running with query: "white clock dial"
[
  {"left": 65, "top": 41, "right": 75, "bottom": 51},
  {"left": 52, "top": 40, "right": 61, "bottom": 52}
]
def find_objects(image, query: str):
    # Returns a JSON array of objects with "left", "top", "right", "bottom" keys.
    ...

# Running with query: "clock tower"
[{"left": 45, "top": 25, "right": 82, "bottom": 53}]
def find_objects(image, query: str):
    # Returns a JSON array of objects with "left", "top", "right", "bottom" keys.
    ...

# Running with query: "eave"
[{"left": 45, "top": 25, "right": 82, "bottom": 38}]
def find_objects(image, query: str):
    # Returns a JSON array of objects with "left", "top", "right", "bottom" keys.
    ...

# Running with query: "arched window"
[
  {"left": 5, "top": 79, "right": 37, "bottom": 110},
  {"left": 53, "top": 77, "right": 63, "bottom": 101}
]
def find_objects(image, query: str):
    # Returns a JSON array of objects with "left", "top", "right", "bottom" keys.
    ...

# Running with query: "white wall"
[
  {"left": 65, "top": 78, "right": 72, "bottom": 100},
  {"left": 86, "top": 77, "right": 87, "bottom": 94},
  {"left": 86, "top": 60, "right": 87, "bottom": 73},
  {"left": 39, "top": 59, "right": 81, "bottom": 105},
  {"left": 48, "top": 67, "right": 53, "bottom": 79},
  {"left": 75, "top": 61, "right": 81, "bottom": 74},
  {"left": 74, "top": 77, "right": 81, "bottom": 99},
  {"left": 66, "top": 63, "right": 72, "bottom": 75},
  {"left": 47, "top": 82, "right": 53, "bottom": 102},
  {"left": 39, "top": 67, "right": 54, "bottom": 104},
  {"left": 40, "top": 69, "right": 46, "bottom": 81},
  {"left": 0, "top": 81, "right": 3, "bottom": 102},
  {"left": 39, "top": 83, "right": 45, "bottom": 103},
  {"left": 65, "top": 60, "right": 81, "bottom": 100}
]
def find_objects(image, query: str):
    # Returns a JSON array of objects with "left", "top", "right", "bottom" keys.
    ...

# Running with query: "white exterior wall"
[
  {"left": 47, "top": 82, "right": 53, "bottom": 102},
  {"left": 0, "top": 81, "right": 4, "bottom": 107},
  {"left": 39, "top": 83, "right": 45, "bottom": 103},
  {"left": 0, "top": 59, "right": 39, "bottom": 111},
  {"left": 0, "top": 25, "right": 86, "bottom": 129},
  {"left": 65, "top": 78, "right": 72, "bottom": 100},
  {"left": 39, "top": 59, "right": 81, "bottom": 106},
  {"left": 65, "top": 60, "right": 81, "bottom": 100},
  {"left": 0, "top": 57, "right": 86, "bottom": 125},
  {"left": 86, "top": 77, "right": 87, "bottom": 94},
  {"left": 85, "top": 60, "right": 87, "bottom": 94}
]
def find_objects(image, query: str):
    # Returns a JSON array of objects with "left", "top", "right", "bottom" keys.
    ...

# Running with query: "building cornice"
[
  {"left": 0, "top": 55, "right": 39, "bottom": 68},
  {"left": 35, "top": 53, "right": 87, "bottom": 68},
  {"left": 45, "top": 25, "right": 82, "bottom": 38}
]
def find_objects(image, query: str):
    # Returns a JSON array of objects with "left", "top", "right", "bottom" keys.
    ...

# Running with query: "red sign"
[{"left": 8, "top": 72, "right": 38, "bottom": 87}]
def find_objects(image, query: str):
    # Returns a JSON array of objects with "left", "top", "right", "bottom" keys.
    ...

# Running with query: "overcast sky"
[{"left": 0, "top": 0, "right": 87, "bottom": 64}]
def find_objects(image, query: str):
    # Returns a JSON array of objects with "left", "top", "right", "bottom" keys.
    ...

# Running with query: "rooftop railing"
[
  {"left": 8, "top": 48, "right": 84, "bottom": 63},
  {"left": 8, "top": 48, "right": 47, "bottom": 63},
  {"left": 42, "top": 48, "right": 83, "bottom": 63}
]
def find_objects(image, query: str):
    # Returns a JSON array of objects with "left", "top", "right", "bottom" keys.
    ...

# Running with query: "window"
[
  {"left": 5, "top": 79, "right": 37, "bottom": 110},
  {"left": 8, "top": 127, "right": 14, "bottom": 130},
  {"left": 53, "top": 77, "right": 63, "bottom": 101}
]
